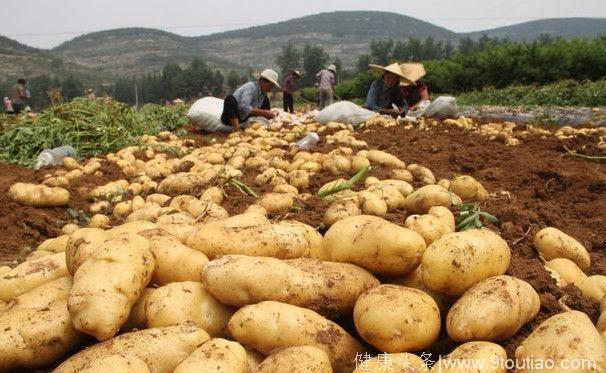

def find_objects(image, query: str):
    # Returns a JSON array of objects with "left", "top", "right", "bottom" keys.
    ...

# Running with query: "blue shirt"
[
  {"left": 365, "top": 78, "right": 407, "bottom": 113},
  {"left": 232, "top": 82, "right": 267, "bottom": 119}
]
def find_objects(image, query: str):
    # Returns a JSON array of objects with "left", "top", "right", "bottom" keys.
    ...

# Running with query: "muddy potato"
[
  {"left": 54, "top": 324, "right": 210, "bottom": 373},
  {"left": 578, "top": 275, "right": 606, "bottom": 303},
  {"left": 61, "top": 223, "right": 80, "bottom": 235},
  {"left": 146, "top": 281, "right": 233, "bottom": 337},
  {"left": 274, "top": 183, "right": 299, "bottom": 195},
  {"left": 258, "top": 192, "right": 294, "bottom": 214},
  {"left": 358, "top": 190, "right": 388, "bottom": 216},
  {"left": 446, "top": 276, "right": 540, "bottom": 342},
  {"left": 146, "top": 193, "right": 172, "bottom": 206},
  {"left": 122, "top": 288, "right": 156, "bottom": 331},
  {"left": 323, "top": 198, "right": 361, "bottom": 227},
  {"left": 407, "top": 164, "right": 436, "bottom": 185},
  {"left": 405, "top": 206, "right": 455, "bottom": 245},
  {"left": 534, "top": 227, "right": 590, "bottom": 271},
  {"left": 404, "top": 185, "right": 451, "bottom": 214},
  {"left": 229, "top": 301, "right": 364, "bottom": 373},
  {"left": 320, "top": 215, "right": 426, "bottom": 276},
  {"left": 289, "top": 169, "right": 310, "bottom": 190},
  {"left": 449, "top": 175, "right": 489, "bottom": 202},
  {"left": 77, "top": 355, "right": 150, "bottom": 373},
  {"left": 6, "top": 276, "right": 72, "bottom": 313},
  {"left": 174, "top": 338, "right": 247, "bottom": 373},
  {"left": 515, "top": 311, "right": 606, "bottom": 372},
  {"left": 354, "top": 285, "right": 440, "bottom": 352},
  {"left": 422, "top": 229, "right": 511, "bottom": 297},
  {"left": 353, "top": 353, "right": 428, "bottom": 373},
  {"left": 431, "top": 342, "right": 507, "bottom": 373},
  {"left": 367, "top": 150, "right": 405, "bottom": 169},
  {"left": 89, "top": 214, "right": 111, "bottom": 228},
  {"left": 351, "top": 155, "right": 371, "bottom": 173},
  {"left": 9, "top": 183, "right": 70, "bottom": 207},
  {"left": 65, "top": 228, "right": 108, "bottom": 274},
  {"left": 203, "top": 256, "right": 379, "bottom": 317},
  {"left": 366, "top": 184, "right": 406, "bottom": 211},
  {"left": 257, "top": 346, "right": 332, "bottom": 373},
  {"left": 37, "top": 234, "right": 70, "bottom": 253},
  {"left": 544, "top": 258, "right": 587, "bottom": 287},
  {"left": 384, "top": 266, "right": 451, "bottom": 314}
]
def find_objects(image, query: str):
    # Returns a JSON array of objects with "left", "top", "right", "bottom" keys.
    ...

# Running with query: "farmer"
[
  {"left": 316, "top": 64, "right": 336, "bottom": 109},
  {"left": 219, "top": 68, "right": 281, "bottom": 132},
  {"left": 11, "top": 78, "right": 30, "bottom": 115},
  {"left": 365, "top": 63, "right": 413, "bottom": 118},
  {"left": 400, "top": 63, "right": 429, "bottom": 111},
  {"left": 86, "top": 88, "right": 96, "bottom": 100},
  {"left": 281, "top": 69, "right": 301, "bottom": 114}
]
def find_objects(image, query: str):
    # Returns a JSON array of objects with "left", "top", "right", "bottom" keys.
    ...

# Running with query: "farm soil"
[{"left": 0, "top": 122, "right": 605, "bottom": 365}]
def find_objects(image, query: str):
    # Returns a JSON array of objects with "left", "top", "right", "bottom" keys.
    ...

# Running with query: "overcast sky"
[{"left": 2, "top": 0, "right": 605, "bottom": 49}]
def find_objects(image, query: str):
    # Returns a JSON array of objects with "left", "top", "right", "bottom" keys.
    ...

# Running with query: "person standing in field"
[
  {"left": 399, "top": 63, "right": 430, "bottom": 111},
  {"left": 316, "top": 64, "right": 336, "bottom": 109},
  {"left": 86, "top": 88, "right": 97, "bottom": 100},
  {"left": 365, "top": 62, "right": 413, "bottom": 118},
  {"left": 281, "top": 69, "right": 300, "bottom": 114},
  {"left": 11, "top": 78, "right": 30, "bottom": 115}
]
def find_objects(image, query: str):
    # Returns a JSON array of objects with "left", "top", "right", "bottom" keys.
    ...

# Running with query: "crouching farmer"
[{"left": 365, "top": 63, "right": 413, "bottom": 118}]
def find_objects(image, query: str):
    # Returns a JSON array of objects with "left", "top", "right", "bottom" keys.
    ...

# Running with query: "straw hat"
[
  {"left": 369, "top": 63, "right": 415, "bottom": 85},
  {"left": 291, "top": 69, "right": 302, "bottom": 77},
  {"left": 399, "top": 63, "right": 426, "bottom": 86},
  {"left": 260, "top": 69, "right": 281, "bottom": 89},
  {"left": 327, "top": 64, "right": 337, "bottom": 73},
  {"left": 86, "top": 88, "right": 94, "bottom": 93}
]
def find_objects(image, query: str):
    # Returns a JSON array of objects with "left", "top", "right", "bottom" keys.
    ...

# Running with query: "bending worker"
[
  {"left": 365, "top": 63, "right": 413, "bottom": 118},
  {"left": 282, "top": 69, "right": 301, "bottom": 114},
  {"left": 400, "top": 63, "right": 429, "bottom": 111},
  {"left": 220, "top": 69, "right": 281, "bottom": 132},
  {"left": 316, "top": 64, "right": 336, "bottom": 109}
]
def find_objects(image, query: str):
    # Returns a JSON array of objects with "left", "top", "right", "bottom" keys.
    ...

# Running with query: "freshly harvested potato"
[
  {"left": 446, "top": 275, "right": 540, "bottom": 342},
  {"left": 384, "top": 266, "right": 450, "bottom": 314},
  {"left": 174, "top": 338, "right": 247, "bottom": 373},
  {"left": 354, "top": 285, "right": 440, "bottom": 352},
  {"left": 366, "top": 184, "right": 406, "bottom": 211},
  {"left": 449, "top": 175, "right": 489, "bottom": 202},
  {"left": 65, "top": 228, "right": 108, "bottom": 274},
  {"left": 406, "top": 164, "right": 436, "bottom": 185},
  {"left": 578, "top": 275, "right": 606, "bottom": 303},
  {"left": 0, "top": 252, "right": 68, "bottom": 302},
  {"left": 405, "top": 206, "right": 455, "bottom": 245},
  {"left": 146, "top": 281, "right": 233, "bottom": 337},
  {"left": 351, "top": 155, "right": 371, "bottom": 173},
  {"left": 353, "top": 353, "right": 428, "bottom": 373},
  {"left": 245, "top": 204, "right": 268, "bottom": 216},
  {"left": 544, "top": 258, "right": 587, "bottom": 287},
  {"left": 258, "top": 192, "right": 294, "bottom": 214},
  {"left": 54, "top": 324, "right": 210, "bottom": 373},
  {"left": 229, "top": 301, "right": 364, "bottom": 373},
  {"left": 89, "top": 214, "right": 110, "bottom": 228},
  {"left": 25, "top": 250, "right": 52, "bottom": 261},
  {"left": 61, "top": 223, "right": 80, "bottom": 235},
  {"left": 157, "top": 171, "right": 216, "bottom": 196},
  {"left": 106, "top": 221, "right": 157, "bottom": 237},
  {"left": 77, "top": 355, "right": 150, "bottom": 373},
  {"left": 274, "top": 184, "right": 299, "bottom": 195},
  {"left": 68, "top": 233, "right": 155, "bottom": 340},
  {"left": 389, "top": 169, "right": 414, "bottom": 183},
  {"left": 62, "top": 156, "right": 80, "bottom": 170},
  {"left": 323, "top": 198, "right": 361, "bottom": 227},
  {"left": 6, "top": 276, "right": 72, "bottom": 312},
  {"left": 37, "top": 234, "right": 70, "bottom": 253},
  {"left": 515, "top": 311, "right": 606, "bottom": 372},
  {"left": 422, "top": 229, "right": 511, "bottom": 297},
  {"left": 9, "top": 183, "right": 70, "bottom": 207},
  {"left": 431, "top": 342, "right": 507, "bottom": 373},
  {"left": 122, "top": 288, "right": 155, "bottom": 331},
  {"left": 404, "top": 185, "right": 451, "bottom": 214},
  {"left": 358, "top": 190, "right": 388, "bottom": 216},
  {"left": 204, "top": 256, "right": 379, "bottom": 317},
  {"left": 126, "top": 204, "right": 162, "bottom": 222},
  {"left": 257, "top": 346, "right": 332, "bottom": 373},
  {"left": 320, "top": 215, "right": 426, "bottom": 276},
  {"left": 367, "top": 150, "right": 405, "bottom": 169},
  {"left": 146, "top": 193, "right": 172, "bottom": 206},
  {"left": 534, "top": 227, "right": 590, "bottom": 271}
]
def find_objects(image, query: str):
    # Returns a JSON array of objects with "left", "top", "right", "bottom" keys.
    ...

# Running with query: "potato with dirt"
[
  {"left": 405, "top": 206, "right": 456, "bottom": 245},
  {"left": 145, "top": 281, "right": 233, "bottom": 337},
  {"left": 353, "top": 285, "right": 440, "bottom": 352},
  {"left": 449, "top": 175, "right": 489, "bottom": 202},
  {"left": 353, "top": 353, "right": 428, "bottom": 372},
  {"left": 54, "top": 324, "right": 210, "bottom": 373},
  {"left": 257, "top": 346, "right": 333, "bottom": 373},
  {"left": 203, "top": 255, "right": 379, "bottom": 317},
  {"left": 367, "top": 150, "right": 406, "bottom": 169},
  {"left": 173, "top": 338, "right": 248, "bottom": 373},
  {"left": 407, "top": 164, "right": 436, "bottom": 185},
  {"left": 431, "top": 342, "right": 507, "bottom": 372},
  {"left": 534, "top": 227, "right": 591, "bottom": 271},
  {"left": 320, "top": 215, "right": 426, "bottom": 276},
  {"left": 421, "top": 229, "right": 511, "bottom": 297},
  {"left": 404, "top": 184, "right": 452, "bottom": 214},
  {"left": 258, "top": 192, "right": 295, "bottom": 214},
  {"left": 446, "top": 275, "right": 540, "bottom": 342},
  {"left": 122, "top": 288, "right": 156, "bottom": 331},
  {"left": 229, "top": 301, "right": 365, "bottom": 373},
  {"left": 68, "top": 233, "right": 155, "bottom": 340},
  {"left": 76, "top": 355, "right": 150, "bottom": 373},
  {"left": 544, "top": 258, "right": 587, "bottom": 287},
  {"left": 9, "top": 182, "right": 70, "bottom": 207},
  {"left": 36, "top": 234, "right": 71, "bottom": 253},
  {"left": 65, "top": 228, "right": 108, "bottom": 274},
  {"left": 323, "top": 198, "right": 361, "bottom": 227}
]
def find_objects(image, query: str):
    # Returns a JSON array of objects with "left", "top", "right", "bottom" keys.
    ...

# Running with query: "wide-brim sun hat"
[
  {"left": 369, "top": 62, "right": 415, "bottom": 85},
  {"left": 327, "top": 64, "right": 337, "bottom": 73},
  {"left": 291, "top": 69, "right": 302, "bottom": 77},
  {"left": 260, "top": 69, "right": 281, "bottom": 89},
  {"left": 399, "top": 63, "right": 426, "bottom": 86}
]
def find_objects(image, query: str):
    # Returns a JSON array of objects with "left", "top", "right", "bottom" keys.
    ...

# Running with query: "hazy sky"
[{"left": 2, "top": 0, "right": 605, "bottom": 49}]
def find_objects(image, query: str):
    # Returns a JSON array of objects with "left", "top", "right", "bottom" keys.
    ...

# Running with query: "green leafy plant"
[
  {"left": 454, "top": 202, "right": 499, "bottom": 231},
  {"left": 229, "top": 178, "right": 258, "bottom": 198},
  {"left": 318, "top": 166, "right": 371, "bottom": 198}
]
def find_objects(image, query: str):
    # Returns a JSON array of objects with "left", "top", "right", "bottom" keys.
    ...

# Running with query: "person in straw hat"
[
  {"left": 86, "top": 88, "right": 96, "bottom": 101},
  {"left": 219, "top": 68, "right": 281, "bottom": 132},
  {"left": 365, "top": 62, "right": 414, "bottom": 118},
  {"left": 316, "top": 64, "right": 337, "bottom": 109},
  {"left": 281, "top": 69, "right": 301, "bottom": 114},
  {"left": 399, "top": 63, "right": 429, "bottom": 111}
]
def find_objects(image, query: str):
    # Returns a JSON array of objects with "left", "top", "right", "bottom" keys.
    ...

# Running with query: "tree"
[
  {"left": 212, "top": 70, "right": 224, "bottom": 96},
  {"left": 356, "top": 54, "right": 372, "bottom": 73},
  {"left": 227, "top": 70, "right": 241, "bottom": 91},
  {"left": 333, "top": 58, "right": 344, "bottom": 82},
  {"left": 276, "top": 43, "right": 301, "bottom": 77},
  {"left": 370, "top": 39, "right": 394, "bottom": 65},
  {"left": 162, "top": 62, "right": 186, "bottom": 99},
  {"left": 114, "top": 77, "right": 135, "bottom": 104},
  {"left": 302, "top": 44, "right": 329, "bottom": 86},
  {"left": 61, "top": 76, "right": 84, "bottom": 101}
]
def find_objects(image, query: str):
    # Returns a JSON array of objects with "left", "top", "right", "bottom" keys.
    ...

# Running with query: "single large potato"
[
  {"left": 422, "top": 229, "right": 511, "bottom": 297},
  {"left": 68, "top": 233, "right": 155, "bottom": 340},
  {"left": 65, "top": 228, "right": 108, "bottom": 274},
  {"left": 404, "top": 185, "right": 451, "bottom": 214},
  {"left": 54, "top": 324, "right": 210, "bottom": 373},
  {"left": 544, "top": 258, "right": 587, "bottom": 287},
  {"left": 354, "top": 285, "right": 440, "bottom": 352},
  {"left": 515, "top": 311, "right": 606, "bottom": 372},
  {"left": 405, "top": 206, "right": 455, "bottom": 245},
  {"left": 7, "top": 276, "right": 72, "bottom": 312},
  {"left": 77, "top": 355, "right": 150, "bottom": 373},
  {"left": 449, "top": 175, "right": 489, "bottom": 202},
  {"left": 353, "top": 353, "right": 428, "bottom": 372},
  {"left": 534, "top": 227, "right": 590, "bottom": 271},
  {"left": 320, "top": 215, "right": 426, "bottom": 276},
  {"left": 173, "top": 338, "right": 248, "bottom": 373},
  {"left": 203, "top": 255, "right": 379, "bottom": 317},
  {"left": 146, "top": 281, "right": 233, "bottom": 337},
  {"left": 431, "top": 342, "right": 507, "bottom": 372},
  {"left": 257, "top": 346, "right": 332, "bottom": 373},
  {"left": 446, "top": 275, "right": 540, "bottom": 342},
  {"left": 228, "top": 301, "right": 365, "bottom": 373},
  {"left": 9, "top": 183, "right": 70, "bottom": 207},
  {"left": 122, "top": 288, "right": 156, "bottom": 331}
]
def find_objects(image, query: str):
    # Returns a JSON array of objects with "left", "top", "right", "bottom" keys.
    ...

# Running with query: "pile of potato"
[{"left": 3, "top": 114, "right": 606, "bottom": 372}]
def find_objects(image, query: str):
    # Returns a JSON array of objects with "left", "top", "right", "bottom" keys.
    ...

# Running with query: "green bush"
[{"left": 300, "top": 87, "right": 317, "bottom": 102}]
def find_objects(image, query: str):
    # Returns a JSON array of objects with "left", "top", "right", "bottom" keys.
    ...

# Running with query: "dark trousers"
[
  {"left": 221, "top": 94, "right": 270, "bottom": 125},
  {"left": 283, "top": 93, "right": 294, "bottom": 113}
]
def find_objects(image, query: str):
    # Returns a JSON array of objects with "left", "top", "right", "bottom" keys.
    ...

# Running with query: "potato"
[
  {"left": 89, "top": 213, "right": 111, "bottom": 228},
  {"left": 257, "top": 346, "right": 332, "bottom": 373},
  {"left": 544, "top": 258, "right": 587, "bottom": 287},
  {"left": 405, "top": 206, "right": 455, "bottom": 245},
  {"left": 449, "top": 175, "right": 489, "bottom": 202},
  {"left": 323, "top": 198, "right": 361, "bottom": 227},
  {"left": 126, "top": 204, "right": 162, "bottom": 222},
  {"left": 258, "top": 192, "right": 294, "bottom": 214},
  {"left": 229, "top": 301, "right": 364, "bottom": 373},
  {"left": 157, "top": 170, "right": 216, "bottom": 196},
  {"left": 204, "top": 256, "right": 378, "bottom": 317},
  {"left": 107, "top": 220, "right": 157, "bottom": 237},
  {"left": 353, "top": 353, "right": 428, "bottom": 373},
  {"left": 274, "top": 183, "right": 299, "bottom": 195},
  {"left": 431, "top": 342, "right": 507, "bottom": 373},
  {"left": 174, "top": 338, "right": 247, "bottom": 373},
  {"left": 61, "top": 223, "right": 80, "bottom": 235},
  {"left": 406, "top": 164, "right": 436, "bottom": 185},
  {"left": 422, "top": 229, "right": 511, "bottom": 297},
  {"left": 200, "top": 186, "right": 224, "bottom": 204},
  {"left": 54, "top": 324, "right": 210, "bottom": 373},
  {"left": 354, "top": 285, "right": 440, "bottom": 352},
  {"left": 146, "top": 281, "right": 233, "bottom": 337},
  {"left": 77, "top": 355, "right": 150, "bottom": 373},
  {"left": 389, "top": 169, "right": 414, "bottom": 183},
  {"left": 186, "top": 212, "right": 320, "bottom": 259},
  {"left": 404, "top": 185, "right": 451, "bottom": 214},
  {"left": 113, "top": 200, "right": 133, "bottom": 218},
  {"left": 515, "top": 311, "right": 606, "bottom": 372},
  {"left": 65, "top": 228, "right": 108, "bottom": 274},
  {"left": 7, "top": 276, "right": 72, "bottom": 312},
  {"left": 122, "top": 288, "right": 155, "bottom": 331},
  {"left": 37, "top": 234, "right": 70, "bottom": 253},
  {"left": 446, "top": 275, "right": 540, "bottom": 342},
  {"left": 300, "top": 160, "right": 322, "bottom": 173},
  {"left": 534, "top": 227, "right": 590, "bottom": 271},
  {"left": 0, "top": 252, "right": 68, "bottom": 302},
  {"left": 366, "top": 184, "right": 406, "bottom": 211},
  {"left": 320, "top": 215, "right": 426, "bottom": 276},
  {"left": 367, "top": 150, "right": 405, "bottom": 169},
  {"left": 62, "top": 156, "right": 80, "bottom": 170},
  {"left": 578, "top": 275, "right": 606, "bottom": 303},
  {"left": 9, "top": 183, "right": 70, "bottom": 207},
  {"left": 146, "top": 193, "right": 171, "bottom": 206},
  {"left": 68, "top": 233, "right": 155, "bottom": 340},
  {"left": 0, "top": 299, "right": 83, "bottom": 371},
  {"left": 358, "top": 190, "right": 388, "bottom": 216},
  {"left": 351, "top": 155, "right": 371, "bottom": 173},
  {"left": 25, "top": 250, "right": 52, "bottom": 261},
  {"left": 289, "top": 169, "right": 310, "bottom": 190}
]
